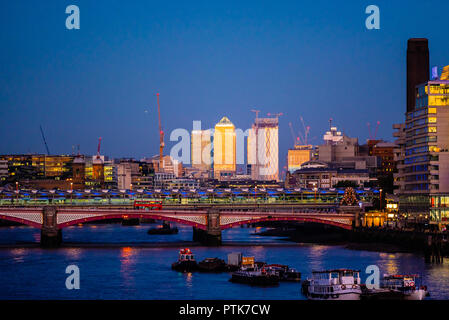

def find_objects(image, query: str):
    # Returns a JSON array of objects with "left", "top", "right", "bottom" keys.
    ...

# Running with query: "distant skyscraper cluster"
[{"left": 190, "top": 116, "right": 280, "bottom": 182}]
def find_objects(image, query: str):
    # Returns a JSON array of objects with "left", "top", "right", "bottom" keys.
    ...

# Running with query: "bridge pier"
[
  {"left": 338, "top": 205, "right": 362, "bottom": 228},
  {"left": 193, "top": 209, "right": 221, "bottom": 246},
  {"left": 41, "top": 206, "right": 62, "bottom": 247}
]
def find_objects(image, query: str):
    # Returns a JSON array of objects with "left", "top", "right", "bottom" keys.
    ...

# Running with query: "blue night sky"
[{"left": 1, "top": 0, "right": 448, "bottom": 171}]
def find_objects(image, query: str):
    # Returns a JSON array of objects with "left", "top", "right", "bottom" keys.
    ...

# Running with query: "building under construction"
[{"left": 247, "top": 117, "right": 279, "bottom": 181}]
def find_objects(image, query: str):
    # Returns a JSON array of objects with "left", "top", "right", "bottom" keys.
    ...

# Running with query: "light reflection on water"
[{"left": 0, "top": 223, "right": 448, "bottom": 300}]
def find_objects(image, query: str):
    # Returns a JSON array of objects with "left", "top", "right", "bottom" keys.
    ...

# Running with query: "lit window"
[
  {"left": 428, "top": 117, "right": 437, "bottom": 123},
  {"left": 429, "top": 127, "right": 437, "bottom": 133},
  {"left": 428, "top": 108, "right": 437, "bottom": 114},
  {"left": 429, "top": 146, "right": 441, "bottom": 153}
]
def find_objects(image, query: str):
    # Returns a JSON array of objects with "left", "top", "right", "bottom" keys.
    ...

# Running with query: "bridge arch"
[
  {"left": 57, "top": 211, "right": 208, "bottom": 230},
  {"left": 0, "top": 215, "right": 42, "bottom": 228},
  {"left": 220, "top": 216, "right": 353, "bottom": 230}
]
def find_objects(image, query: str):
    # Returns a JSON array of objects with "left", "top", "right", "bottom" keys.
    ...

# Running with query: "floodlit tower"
[
  {"left": 248, "top": 113, "right": 280, "bottom": 181},
  {"left": 213, "top": 117, "right": 236, "bottom": 179}
]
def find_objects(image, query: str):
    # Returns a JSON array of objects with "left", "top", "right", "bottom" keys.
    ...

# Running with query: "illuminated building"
[
  {"left": 148, "top": 155, "right": 183, "bottom": 177},
  {"left": 286, "top": 160, "right": 371, "bottom": 189},
  {"left": 0, "top": 159, "right": 7, "bottom": 182},
  {"left": 288, "top": 145, "right": 312, "bottom": 173},
  {"left": 0, "top": 154, "right": 75, "bottom": 189},
  {"left": 191, "top": 129, "right": 212, "bottom": 172},
  {"left": 72, "top": 156, "right": 85, "bottom": 189},
  {"left": 0, "top": 155, "right": 45, "bottom": 180},
  {"left": 213, "top": 117, "right": 236, "bottom": 180},
  {"left": 85, "top": 156, "right": 105, "bottom": 188},
  {"left": 92, "top": 156, "right": 104, "bottom": 183},
  {"left": 368, "top": 141, "right": 396, "bottom": 175},
  {"left": 44, "top": 156, "right": 73, "bottom": 179},
  {"left": 103, "top": 159, "right": 116, "bottom": 189},
  {"left": 318, "top": 126, "right": 358, "bottom": 162},
  {"left": 394, "top": 62, "right": 449, "bottom": 227},
  {"left": 117, "top": 160, "right": 154, "bottom": 190},
  {"left": 248, "top": 117, "right": 279, "bottom": 181}
]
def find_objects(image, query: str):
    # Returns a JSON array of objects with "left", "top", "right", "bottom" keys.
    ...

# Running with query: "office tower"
[
  {"left": 287, "top": 145, "right": 312, "bottom": 173},
  {"left": 395, "top": 63, "right": 449, "bottom": 226},
  {"left": 248, "top": 117, "right": 279, "bottom": 181},
  {"left": 407, "top": 39, "right": 429, "bottom": 113},
  {"left": 213, "top": 117, "right": 236, "bottom": 179},
  {"left": 191, "top": 129, "right": 212, "bottom": 171}
]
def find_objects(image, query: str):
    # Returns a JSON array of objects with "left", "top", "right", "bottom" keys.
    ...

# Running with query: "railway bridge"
[{"left": 0, "top": 204, "right": 362, "bottom": 246}]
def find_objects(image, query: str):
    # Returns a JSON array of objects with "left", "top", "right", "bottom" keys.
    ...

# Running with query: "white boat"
[{"left": 302, "top": 269, "right": 362, "bottom": 300}]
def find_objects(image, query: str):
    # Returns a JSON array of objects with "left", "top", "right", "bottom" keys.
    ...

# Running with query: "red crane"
[
  {"left": 374, "top": 121, "right": 381, "bottom": 140},
  {"left": 367, "top": 121, "right": 381, "bottom": 140},
  {"left": 156, "top": 93, "right": 165, "bottom": 171}
]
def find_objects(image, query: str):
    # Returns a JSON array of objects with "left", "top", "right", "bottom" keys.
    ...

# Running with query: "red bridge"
[{"left": 0, "top": 205, "right": 361, "bottom": 246}]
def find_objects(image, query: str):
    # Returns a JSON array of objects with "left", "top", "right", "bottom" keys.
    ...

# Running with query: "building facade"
[
  {"left": 191, "top": 129, "right": 212, "bottom": 172},
  {"left": 213, "top": 117, "right": 236, "bottom": 180},
  {"left": 286, "top": 160, "right": 371, "bottom": 189},
  {"left": 395, "top": 60, "right": 449, "bottom": 226},
  {"left": 247, "top": 117, "right": 279, "bottom": 181},
  {"left": 287, "top": 145, "right": 312, "bottom": 173}
]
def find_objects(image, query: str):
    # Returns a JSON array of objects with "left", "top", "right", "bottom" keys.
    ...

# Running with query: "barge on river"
[{"left": 302, "top": 269, "right": 362, "bottom": 300}]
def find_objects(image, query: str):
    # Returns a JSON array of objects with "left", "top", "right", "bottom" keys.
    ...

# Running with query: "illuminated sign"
[{"left": 432, "top": 66, "right": 439, "bottom": 80}]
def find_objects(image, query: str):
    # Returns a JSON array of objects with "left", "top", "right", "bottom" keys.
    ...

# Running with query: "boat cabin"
[
  {"left": 382, "top": 275, "right": 420, "bottom": 290},
  {"left": 178, "top": 248, "right": 195, "bottom": 261},
  {"left": 312, "top": 269, "right": 361, "bottom": 286}
]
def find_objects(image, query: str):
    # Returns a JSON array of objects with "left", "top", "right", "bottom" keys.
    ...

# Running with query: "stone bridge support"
[
  {"left": 192, "top": 208, "right": 222, "bottom": 246},
  {"left": 41, "top": 206, "right": 62, "bottom": 247},
  {"left": 338, "top": 205, "right": 362, "bottom": 228}
]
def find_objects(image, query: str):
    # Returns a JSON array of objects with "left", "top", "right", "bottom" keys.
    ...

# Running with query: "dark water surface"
[{"left": 0, "top": 223, "right": 448, "bottom": 300}]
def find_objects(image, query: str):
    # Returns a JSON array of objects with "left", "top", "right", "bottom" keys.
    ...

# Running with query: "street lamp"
[
  {"left": 379, "top": 189, "right": 383, "bottom": 211},
  {"left": 311, "top": 182, "right": 317, "bottom": 201},
  {"left": 15, "top": 182, "right": 19, "bottom": 204}
]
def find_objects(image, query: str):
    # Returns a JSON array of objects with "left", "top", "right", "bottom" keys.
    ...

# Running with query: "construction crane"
[
  {"left": 156, "top": 93, "right": 165, "bottom": 171},
  {"left": 300, "top": 116, "right": 311, "bottom": 145},
  {"left": 373, "top": 121, "right": 381, "bottom": 140},
  {"left": 367, "top": 121, "right": 381, "bottom": 140},
  {"left": 96, "top": 137, "right": 102, "bottom": 160},
  {"left": 267, "top": 112, "right": 283, "bottom": 119},
  {"left": 289, "top": 122, "right": 301, "bottom": 146},
  {"left": 39, "top": 125, "right": 51, "bottom": 155}
]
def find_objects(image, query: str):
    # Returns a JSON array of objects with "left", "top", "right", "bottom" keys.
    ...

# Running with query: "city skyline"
[
  {"left": 1, "top": 1, "right": 449, "bottom": 166},
  {"left": 2, "top": 1, "right": 449, "bottom": 306}
]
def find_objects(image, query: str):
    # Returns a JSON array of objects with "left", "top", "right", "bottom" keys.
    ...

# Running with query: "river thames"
[{"left": 0, "top": 223, "right": 448, "bottom": 300}]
